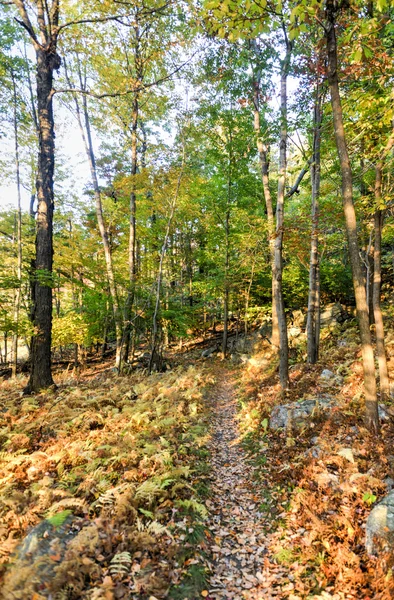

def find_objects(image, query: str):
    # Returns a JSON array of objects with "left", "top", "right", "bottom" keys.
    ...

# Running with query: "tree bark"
[
  {"left": 26, "top": 47, "right": 58, "bottom": 391},
  {"left": 274, "top": 32, "right": 291, "bottom": 390},
  {"left": 65, "top": 55, "right": 123, "bottom": 369},
  {"left": 122, "top": 92, "right": 138, "bottom": 365},
  {"left": 307, "top": 83, "right": 322, "bottom": 364},
  {"left": 326, "top": 0, "right": 379, "bottom": 433},
  {"left": 373, "top": 169, "right": 390, "bottom": 403},
  {"left": 11, "top": 70, "right": 23, "bottom": 379},
  {"left": 13, "top": 0, "right": 61, "bottom": 392},
  {"left": 251, "top": 40, "right": 279, "bottom": 347},
  {"left": 222, "top": 207, "right": 230, "bottom": 359}
]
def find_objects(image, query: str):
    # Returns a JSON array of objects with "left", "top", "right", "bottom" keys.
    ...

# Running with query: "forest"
[{"left": 0, "top": 0, "right": 394, "bottom": 598}]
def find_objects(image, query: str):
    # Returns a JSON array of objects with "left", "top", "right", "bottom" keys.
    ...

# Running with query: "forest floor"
[
  {"left": 205, "top": 369, "right": 290, "bottom": 599},
  {"left": 1, "top": 319, "right": 394, "bottom": 599}
]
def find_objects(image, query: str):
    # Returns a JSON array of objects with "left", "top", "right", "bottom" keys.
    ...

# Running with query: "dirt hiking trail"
[{"left": 205, "top": 370, "right": 288, "bottom": 600}]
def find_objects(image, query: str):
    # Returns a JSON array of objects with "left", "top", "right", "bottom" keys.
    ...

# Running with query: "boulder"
[
  {"left": 365, "top": 491, "right": 394, "bottom": 556},
  {"left": 269, "top": 395, "right": 336, "bottom": 430},
  {"left": 319, "top": 369, "right": 343, "bottom": 386},
  {"left": 201, "top": 345, "right": 219, "bottom": 358},
  {"left": 320, "top": 302, "right": 353, "bottom": 327},
  {"left": 2, "top": 513, "right": 83, "bottom": 597},
  {"left": 290, "top": 309, "right": 306, "bottom": 328}
]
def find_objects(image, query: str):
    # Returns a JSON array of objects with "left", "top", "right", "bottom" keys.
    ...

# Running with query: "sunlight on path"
[{"left": 206, "top": 373, "right": 286, "bottom": 599}]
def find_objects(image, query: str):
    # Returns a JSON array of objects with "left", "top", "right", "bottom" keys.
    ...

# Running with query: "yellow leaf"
[{"left": 201, "top": 592, "right": 209, "bottom": 598}]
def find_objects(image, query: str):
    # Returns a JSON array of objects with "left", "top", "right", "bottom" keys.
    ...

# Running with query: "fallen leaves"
[{"left": 205, "top": 372, "right": 289, "bottom": 598}]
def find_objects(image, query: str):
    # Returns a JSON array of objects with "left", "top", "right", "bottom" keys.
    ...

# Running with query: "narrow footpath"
[{"left": 206, "top": 371, "right": 287, "bottom": 599}]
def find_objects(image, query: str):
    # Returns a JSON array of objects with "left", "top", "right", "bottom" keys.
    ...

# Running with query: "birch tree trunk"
[{"left": 326, "top": 0, "right": 379, "bottom": 433}]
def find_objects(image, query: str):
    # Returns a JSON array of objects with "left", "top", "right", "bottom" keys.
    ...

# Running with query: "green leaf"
[
  {"left": 362, "top": 492, "right": 377, "bottom": 506},
  {"left": 47, "top": 510, "right": 73, "bottom": 528},
  {"left": 353, "top": 48, "right": 362, "bottom": 63}
]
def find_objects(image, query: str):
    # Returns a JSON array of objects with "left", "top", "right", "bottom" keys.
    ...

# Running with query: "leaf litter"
[{"left": 205, "top": 368, "right": 289, "bottom": 599}]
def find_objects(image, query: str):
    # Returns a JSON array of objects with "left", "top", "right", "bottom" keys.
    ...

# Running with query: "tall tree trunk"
[
  {"left": 326, "top": 0, "right": 379, "bottom": 433},
  {"left": 26, "top": 47, "right": 58, "bottom": 392},
  {"left": 373, "top": 169, "right": 390, "bottom": 403},
  {"left": 222, "top": 208, "right": 230, "bottom": 359},
  {"left": 251, "top": 40, "right": 279, "bottom": 347},
  {"left": 82, "top": 97, "right": 122, "bottom": 368},
  {"left": 307, "top": 83, "right": 322, "bottom": 364},
  {"left": 274, "top": 32, "right": 291, "bottom": 390},
  {"left": 65, "top": 56, "right": 123, "bottom": 369},
  {"left": 11, "top": 70, "right": 23, "bottom": 379},
  {"left": 149, "top": 148, "right": 185, "bottom": 373},
  {"left": 244, "top": 261, "right": 256, "bottom": 339},
  {"left": 122, "top": 94, "right": 138, "bottom": 365}
]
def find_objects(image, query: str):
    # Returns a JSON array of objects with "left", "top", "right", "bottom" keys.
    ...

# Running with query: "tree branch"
[
  {"left": 12, "top": 0, "right": 40, "bottom": 47},
  {"left": 54, "top": 3, "right": 171, "bottom": 35},
  {"left": 53, "top": 52, "right": 197, "bottom": 99},
  {"left": 286, "top": 158, "right": 312, "bottom": 198}
]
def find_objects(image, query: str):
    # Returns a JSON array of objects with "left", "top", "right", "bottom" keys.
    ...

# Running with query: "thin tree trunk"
[
  {"left": 373, "top": 168, "right": 390, "bottom": 402},
  {"left": 122, "top": 93, "right": 138, "bottom": 365},
  {"left": 307, "top": 83, "right": 322, "bottom": 364},
  {"left": 251, "top": 40, "right": 279, "bottom": 347},
  {"left": 244, "top": 261, "right": 256, "bottom": 339},
  {"left": 121, "top": 24, "right": 142, "bottom": 365},
  {"left": 274, "top": 32, "right": 291, "bottom": 390},
  {"left": 149, "top": 149, "right": 185, "bottom": 374},
  {"left": 11, "top": 70, "right": 23, "bottom": 379},
  {"left": 65, "top": 56, "right": 122, "bottom": 369},
  {"left": 222, "top": 208, "right": 230, "bottom": 359},
  {"left": 326, "top": 0, "right": 379, "bottom": 433}
]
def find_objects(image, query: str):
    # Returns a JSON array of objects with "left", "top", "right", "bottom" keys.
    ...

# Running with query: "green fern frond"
[
  {"left": 109, "top": 551, "right": 132, "bottom": 577},
  {"left": 175, "top": 499, "right": 208, "bottom": 520}
]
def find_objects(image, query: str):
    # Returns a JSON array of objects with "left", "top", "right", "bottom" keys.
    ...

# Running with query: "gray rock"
[
  {"left": 384, "top": 477, "right": 394, "bottom": 491},
  {"left": 17, "top": 515, "right": 77, "bottom": 561},
  {"left": 201, "top": 345, "right": 219, "bottom": 358},
  {"left": 319, "top": 369, "right": 344, "bottom": 386},
  {"left": 320, "top": 369, "right": 335, "bottom": 379},
  {"left": 311, "top": 446, "right": 322, "bottom": 459},
  {"left": 4, "top": 514, "right": 82, "bottom": 596},
  {"left": 366, "top": 491, "right": 394, "bottom": 556},
  {"left": 239, "top": 354, "right": 250, "bottom": 363},
  {"left": 259, "top": 322, "right": 272, "bottom": 339},
  {"left": 304, "top": 444, "right": 323, "bottom": 459},
  {"left": 378, "top": 404, "right": 391, "bottom": 421},
  {"left": 269, "top": 395, "right": 336, "bottom": 430},
  {"left": 320, "top": 302, "right": 352, "bottom": 327}
]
